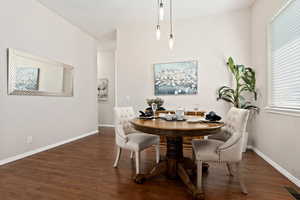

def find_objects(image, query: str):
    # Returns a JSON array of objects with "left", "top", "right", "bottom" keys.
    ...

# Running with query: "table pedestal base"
[{"left": 134, "top": 136, "right": 207, "bottom": 200}]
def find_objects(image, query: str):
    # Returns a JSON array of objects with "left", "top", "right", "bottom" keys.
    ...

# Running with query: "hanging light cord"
[
  {"left": 170, "top": 0, "right": 173, "bottom": 35},
  {"left": 157, "top": 0, "right": 160, "bottom": 25}
]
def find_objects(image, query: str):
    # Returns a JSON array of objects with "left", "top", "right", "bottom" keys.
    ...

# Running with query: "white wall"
[
  {"left": 116, "top": 9, "right": 251, "bottom": 116},
  {"left": 0, "top": 0, "right": 98, "bottom": 160},
  {"left": 97, "top": 51, "right": 115, "bottom": 125},
  {"left": 251, "top": 0, "right": 300, "bottom": 181}
]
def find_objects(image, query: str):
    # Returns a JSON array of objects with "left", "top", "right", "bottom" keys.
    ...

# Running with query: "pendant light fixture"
[
  {"left": 159, "top": 0, "right": 164, "bottom": 21},
  {"left": 169, "top": 0, "right": 174, "bottom": 50},
  {"left": 154, "top": 0, "right": 174, "bottom": 49},
  {"left": 156, "top": 0, "right": 161, "bottom": 40},
  {"left": 156, "top": 25, "right": 161, "bottom": 40}
]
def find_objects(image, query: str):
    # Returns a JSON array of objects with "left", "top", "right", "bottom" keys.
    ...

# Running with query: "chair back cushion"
[
  {"left": 218, "top": 107, "right": 249, "bottom": 152},
  {"left": 223, "top": 107, "right": 249, "bottom": 134},
  {"left": 114, "top": 107, "right": 136, "bottom": 137}
]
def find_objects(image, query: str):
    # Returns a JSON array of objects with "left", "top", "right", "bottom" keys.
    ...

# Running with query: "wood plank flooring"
[{"left": 0, "top": 127, "right": 298, "bottom": 200}]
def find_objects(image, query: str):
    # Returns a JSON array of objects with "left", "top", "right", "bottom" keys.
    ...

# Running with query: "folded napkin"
[
  {"left": 205, "top": 111, "right": 222, "bottom": 121},
  {"left": 139, "top": 111, "right": 153, "bottom": 117}
]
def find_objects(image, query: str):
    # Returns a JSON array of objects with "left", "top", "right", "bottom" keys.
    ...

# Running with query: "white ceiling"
[{"left": 38, "top": 0, "right": 255, "bottom": 41}]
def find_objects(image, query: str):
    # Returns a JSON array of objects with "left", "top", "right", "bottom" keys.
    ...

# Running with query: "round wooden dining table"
[{"left": 130, "top": 118, "right": 224, "bottom": 200}]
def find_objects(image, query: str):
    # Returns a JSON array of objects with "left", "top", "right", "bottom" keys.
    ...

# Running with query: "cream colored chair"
[
  {"left": 113, "top": 107, "right": 160, "bottom": 174},
  {"left": 192, "top": 107, "right": 249, "bottom": 194},
  {"left": 208, "top": 107, "right": 249, "bottom": 144}
]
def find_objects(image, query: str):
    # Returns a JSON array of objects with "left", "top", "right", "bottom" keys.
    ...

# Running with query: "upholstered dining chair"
[
  {"left": 113, "top": 107, "right": 160, "bottom": 174},
  {"left": 192, "top": 107, "right": 249, "bottom": 194},
  {"left": 208, "top": 107, "right": 249, "bottom": 144}
]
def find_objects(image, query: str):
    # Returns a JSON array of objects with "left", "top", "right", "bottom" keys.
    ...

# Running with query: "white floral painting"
[
  {"left": 154, "top": 61, "right": 198, "bottom": 95},
  {"left": 15, "top": 67, "right": 40, "bottom": 91},
  {"left": 97, "top": 78, "right": 108, "bottom": 101}
]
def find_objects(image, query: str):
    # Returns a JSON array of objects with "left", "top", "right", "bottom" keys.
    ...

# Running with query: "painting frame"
[
  {"left": 97, "top": 78, "right": 109, "bottom": 101},
  {"left": 153, "top": 60, "right": 198, "bottom": 96}
]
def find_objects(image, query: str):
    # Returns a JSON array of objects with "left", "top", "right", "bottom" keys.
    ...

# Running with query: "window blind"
[{"left": 270, "top": 0, "right": 300, "bottom": 110}]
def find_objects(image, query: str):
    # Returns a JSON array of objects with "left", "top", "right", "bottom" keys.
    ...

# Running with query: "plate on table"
[
  {"left": 139, "top": 116, "right": 154, "bottom": 120},
  {"left": 201, "top": 119, "right": 224, "bottom": 124},
  {"left": 162, "top": 117, "right": 186, "bottom": 121},
  {"left": 186, "top": 117, "right": 204, "bottom": 123}
]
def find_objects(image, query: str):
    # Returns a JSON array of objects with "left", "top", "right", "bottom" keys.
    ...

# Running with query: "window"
[{"left": 268, "top": 0, "right": 300, "bottom": 113}]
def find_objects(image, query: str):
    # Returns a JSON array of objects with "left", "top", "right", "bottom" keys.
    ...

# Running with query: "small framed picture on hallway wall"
[{"left": 97, "top": 78, "right": 108, "bottom": 101}]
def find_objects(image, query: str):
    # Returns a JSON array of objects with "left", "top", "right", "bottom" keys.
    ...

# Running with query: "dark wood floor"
[{"left": 0, "top": 127, "right": 298, "bottom": 200}]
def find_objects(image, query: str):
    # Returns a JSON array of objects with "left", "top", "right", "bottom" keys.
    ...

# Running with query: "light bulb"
[
  {"left": 169, "top": 34, "right": 174, "bottom": 50},
  {"left": 156, "top": 25, "right": 161, "bottom": 40},
  {"left": 159, "top": 2, "right": 164, "bottom": 21}
]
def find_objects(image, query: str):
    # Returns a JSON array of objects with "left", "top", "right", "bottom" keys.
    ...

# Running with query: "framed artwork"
[
  {"left": 154, "top": 60, "right": 198, "bottom": 95},
  {"left": 97, "top": 78, "right": 108, "bottom": 101},
  {"left": 15, "top": 67, "right": 40, "bottom": 91}
]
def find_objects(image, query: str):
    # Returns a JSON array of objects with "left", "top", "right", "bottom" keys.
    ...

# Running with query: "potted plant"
[
  {"left": 217, "top": 57, "right": 259, "bottom": 112},
  {"left": 217, "top": 57, "right": 259, "bottom": 152}
]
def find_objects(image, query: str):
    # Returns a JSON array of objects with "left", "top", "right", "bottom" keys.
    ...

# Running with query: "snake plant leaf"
[
  {"left": 217, "top": 87, "right": 235, "bottom": 98},
  {"left": 218, "top": 86, "right": 235, "bottom": 93},
  {"left": 239, "top": 84, "right": 252, "bottom": 92},
  {"left": 227, "top": 57, "right": 236, "bottom": 75},
  {"left": 220, "top": 96, "right": 235, "bottom": 104},
  {"left": 239, "top": 85, "right": 258, "bottom": 101},
  {"left": 237, "top": 65, "right": 245, "bottom": 74},
  {"left": 236, "top": 65, "right": 245, "bottom": 82},
  {"left": 217, "top": 86, "right": 235, "bottom": 104},
  {"left": 243, "top": 68, "right": 256, "bottom": 88},
  {"left": 217, "top": 94, "right": 235, "bottom": 104},
  {"left": 239, "top": 95, "right": 246, "bottom": 103}
]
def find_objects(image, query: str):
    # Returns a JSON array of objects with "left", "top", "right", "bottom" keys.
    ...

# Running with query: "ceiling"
[{"left": 38, "top": 0, "right": 255, "bottom": 41}]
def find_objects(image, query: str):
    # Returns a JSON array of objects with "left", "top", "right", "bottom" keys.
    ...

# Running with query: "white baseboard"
[
  {"left": 0, "top": 130, "right": 98, "bottom": 166},
  {"left": 247, "top": 145, "right": 300, "bottom": 188},
  {"left": 98, "top": 124, "right": 114, "bottom": 128},
  {"left": 247, "top": 145, "right": 254, "bottom": 150}
]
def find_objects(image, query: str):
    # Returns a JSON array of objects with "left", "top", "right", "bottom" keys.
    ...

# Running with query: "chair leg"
[
  {"left": 226, "top": 163, "right": 234, "bottom": 176},
  {"left": 197, "top": 160, "right": 203, "bottom": 189},
  {"left": 192, "top": 150, "right": 195, "bottom": 163},
  {"left": 130, "top": 151, "right": 134, "bottom": 159},
  {"left": 236, "top": 162, "right": 248, "bottom": 195},
  {"left": 113, "top": 147, "right": 122, "bottom": 168},
  {"left": 155, "top": 144, "right": 160, "bottom": 164},
  {"left": 135, "top": 151, "right": 141, "bottom": 174}
]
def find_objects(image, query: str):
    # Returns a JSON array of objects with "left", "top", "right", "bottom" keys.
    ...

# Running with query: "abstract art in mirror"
[
  {"left": 7, "top": 48, "right": 74, "bottom": 97},
  {"left": 97, "top": 78, "right": 108, "bottom": 101},
  {"left": 15, "top": 67, "right": 40, "bottom": 91},
  {"left": 154, "top": 60, "right": 198, "bottom": 95}
]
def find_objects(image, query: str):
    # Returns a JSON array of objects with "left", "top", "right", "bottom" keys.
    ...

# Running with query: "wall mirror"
[{"left": 7, "top": 48, "right": 74, "bottom": 97}]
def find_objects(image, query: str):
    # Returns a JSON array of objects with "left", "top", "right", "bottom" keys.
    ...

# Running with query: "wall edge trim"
[
  {"left": 247, "top": 145, "right": 300, "bottom": 187},
  {"left": 98, "top": 124, "right": 115, "bottom": 128}
]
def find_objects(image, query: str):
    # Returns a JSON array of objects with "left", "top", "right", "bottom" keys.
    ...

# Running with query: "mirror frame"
[{"left": 7, "top": 48, "right": 74, "bottom": 97}]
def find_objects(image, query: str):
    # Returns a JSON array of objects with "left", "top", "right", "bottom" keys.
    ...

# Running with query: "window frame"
[{"left": 266, "top": 0, "right": 300, "bottom": 117}]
